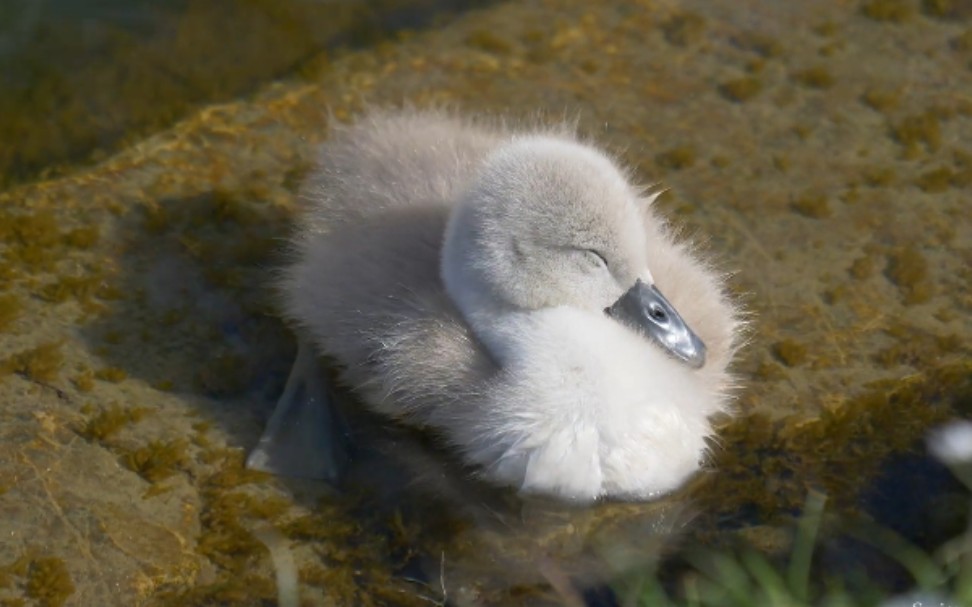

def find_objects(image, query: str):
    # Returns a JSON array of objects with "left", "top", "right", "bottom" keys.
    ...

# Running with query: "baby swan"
[{"left": 248, "top": 111, "right": 741, "bottom": 502}]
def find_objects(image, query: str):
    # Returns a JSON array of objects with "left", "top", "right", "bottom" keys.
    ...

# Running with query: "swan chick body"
[{"left": 248, "top": 111, "right": 742, "bottom": 502}]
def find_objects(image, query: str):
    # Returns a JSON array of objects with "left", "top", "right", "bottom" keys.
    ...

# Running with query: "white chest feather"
[{"left": 457, "top": 308, "right": 716, "bottom": 502}]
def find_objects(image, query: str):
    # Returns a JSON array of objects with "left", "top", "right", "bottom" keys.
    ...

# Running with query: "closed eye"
[{"left": 584, "top": 248, "right": 608, "bottom": 269}]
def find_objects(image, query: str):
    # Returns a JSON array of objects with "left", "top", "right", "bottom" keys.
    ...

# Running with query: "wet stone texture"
[{"left": 0, "top": 0, "right": 971, "bottom": 604}]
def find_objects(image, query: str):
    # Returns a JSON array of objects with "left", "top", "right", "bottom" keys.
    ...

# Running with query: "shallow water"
[
  {"left": 0, "top": 0, "right": 490, "bottom": 187},
  {"left": 0, "top": 0, "right": 970, "bottom": 605}
]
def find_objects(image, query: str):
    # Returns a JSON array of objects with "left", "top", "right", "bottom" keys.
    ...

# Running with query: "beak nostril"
[{"left": 606, "top": 281, "right": 706, "bottom": 368}]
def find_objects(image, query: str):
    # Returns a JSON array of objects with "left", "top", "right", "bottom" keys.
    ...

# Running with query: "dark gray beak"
[{"left": 606, "top": 279, "right": 707, "bottom": 369}]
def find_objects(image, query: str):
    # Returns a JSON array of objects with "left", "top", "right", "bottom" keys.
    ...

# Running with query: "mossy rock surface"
[{"left": 0, "top": 0, "right": 970, "bottom": 604}]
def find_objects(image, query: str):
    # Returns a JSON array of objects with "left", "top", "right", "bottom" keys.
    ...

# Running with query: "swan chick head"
[
  {"left": 442, "top": 134, "right": 705, "bottom": 367},
  {"left": 443, "top": 136, "right": 647, "bottom": 310}
]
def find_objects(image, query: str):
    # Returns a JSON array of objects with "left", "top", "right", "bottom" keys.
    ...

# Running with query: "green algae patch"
[
  {"left": 282, "top": 506, "right": 437, "bottom": 607},
  {"left": 151, "top": 450, "right": 279, "bottom": 605},
  {"left": 63, "top": 226, "right": 101, "bottom": 250},
  {"left": 72, "top": 370, "right": 94, "bottom": 393},
  {"left": 790, "top": 193, "right": 831, "bottom": 218},
  {"left": 792, "top": 66, "right": 835, "bottom": 89},
  {"left": 886, "top": 247, "right": 934, "bottom": 304},
  {"left": 892, "top": 112, "right": 942, "bottom": 155},
  {"left": 733, "top": 31, "right": 784, "bottom": 58},
  {"left": 860, "top": 165, "right": 896, "bottom": 187},
  {"left": 0, "top": 554, "right": 75, "bottom": 606},
  {"left": 813, "top": 21, "right": 840, "bottom": 37},
  {"left": 861, "top": 88, "right": 901, "bottom": 113},
  {"left": 0, "top": 211, "right": 62, "bottom": 248},
  {"left": 0, "top": 210, "right": 65, "bottom": 271},
  {"left": 656, "top": 146, "right": 698, "bottom": 170},
  {"left": 123, "top": 439, "right": 190, "bottom": 483},
  {"left": 848, "top": 255, "right": 876, "bottom": 280},
  {"left": 0, "top": 294, "right": 23, "bottom": 332},
  {"left": 79, "top": 405, "right": 152, "bottom": 442},
  {"left": 772, "top": 340, "right": 808, "bottom": 367},
  {"left": 701, "top": 361, "right": 972, "bottom": 521},
  {"left": 153, "top": 446, "right": 448, "bottom": 606},
  {"left": 1, "top": 342, "right": 63, "bottom": 383},
  {"left": 25, "top": 557, "right": 74, "bottom": 607},
  {"left": 861, "top": 0, "right": 915, "bottom": 22},
  {"left": 915, "top": 166, "right": 957, "bottom": 193},
  {"left": 661, "top": 11, "right": 706, "bottom": 47},
  {"left": 150, "top": 453, "right": 274, "bottom": 604},
  {"left": 38, "top": 273, "right": 108, "bottom": 306},
  {"left": 719, "top": 77, "right": 763, "bottom": 103},
  {"left": 875, "top": 322, "right": 962, "bottom": 368},
  {"left": 466, "top": 30, "right": 513, "bottom": 54},
  {"left": 93, "top": 366, "right": 128, "bottom": 383}
]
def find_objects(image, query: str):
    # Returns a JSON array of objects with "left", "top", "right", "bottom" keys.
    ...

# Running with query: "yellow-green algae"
[
  {"left": 772, "top": 340, "right": 808, "bottom": 367},
  {"left": 792, "top": 66, "right": 835, "bottom": 89},
  {"left": 71, "top": 370, "right": 94, "bottom": 393},
  {"left": 93, "top": 366, "right": 128, "bottom": 383},
  {"left": 862, "top": 88, "right": 901, "bottom": 112},
  {"left": 848, "top": 255, "right": 876, "bottom": 280},
  {"left": 63, "top": 226, "right": 100, "bottom": 250},
  {"left": 1, "top": 342, "right": 63, "bottom": 383},
  {"left": 790, "top": 192, "right": 832, "bottom": 219},
  {"left": 148, "top": 447, "right": 434, "bottom": 607},
  {"left": 79, "top": 405, "right": 152, "bottom": 442},
  {"left": 0, "top": 295, "right": 23, "bottom": 332},
  {"left": 719, "top": 77, "right": 763, "bottom": 103},
  {"left": 886, "top": 246, "right": 934, "bottom": 304},
  {"left": 656, "top": 146, "right": 698, "bottom": 170},
  {"left": 859, "top": 165, "right": 896, "bottom": 187},
  {"left": 0, "top": 554, "right": 75, "bottom": 607},
  {"left": 696, "top": 362, "right": 972, "bottom": 522},
  {"left": 38, "top": 273, "right": 119, "bottom": 312},
  {"left": 123, "top": 440, "right": 190, "bottom": 483},
  {"left": 915, "top": 166, "right": 956, "bottom": 193},
  {"left": 892, "top": 112, "right": 942, "bottom": 155},
  {"left": 661, "top": 11, "right": 707, "bottom": 47},
  {"left": 0, "top": 210, "right": 65, "bottom": 272},
  {"left": 25, "top": 558, "right": 74, "bottom": 607},
  {"left": 0, "top": 206, "right": 118, "bottom": 324},
  {"left": 466, "top": 29, "right": 514, "bottom": 55},
  {"left": 875, "top": 321, "right": 961, "bottom": 367},
  {"left": 861, "top": 0, "right": 916, "bottom": 22}
]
